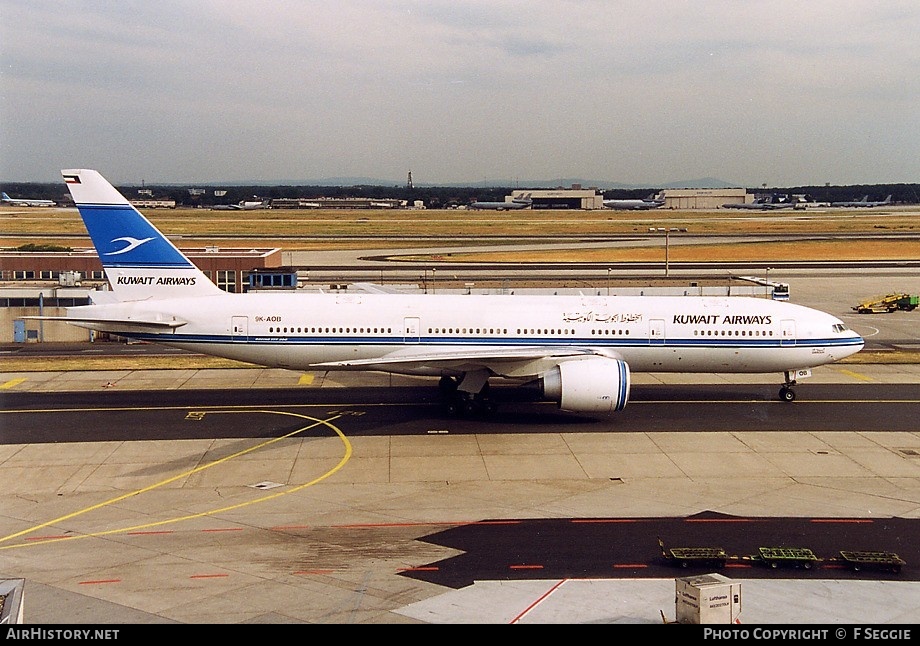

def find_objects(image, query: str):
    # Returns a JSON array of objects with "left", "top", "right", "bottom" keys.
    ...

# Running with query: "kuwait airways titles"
[
  {"left": 674, "top": 314, "right": 772, "bottom": 326},
  {"left": 115, "top": 275, "right": 198, "bottom": 286}
]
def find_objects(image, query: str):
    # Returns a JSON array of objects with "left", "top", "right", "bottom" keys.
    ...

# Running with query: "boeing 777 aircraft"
[
  {"left": 469, "top": 193, "right": 532, "bottom": 210},
  {"left": 28, "top": 169, "right": 864, "bottom": 416},
  {"left": 1, "top": 191, "right": 56, "bottom": 207},
  {"left": 603, "top": 193, "right": 665, "bottom": 210}
]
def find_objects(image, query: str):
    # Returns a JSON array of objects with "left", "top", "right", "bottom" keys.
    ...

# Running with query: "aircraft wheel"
[
  {"left": 444, "top": 400, "right": 463, "bottom": 418},
  {"left": 780, "top": 387, "right": 796, "bottom": 402}
]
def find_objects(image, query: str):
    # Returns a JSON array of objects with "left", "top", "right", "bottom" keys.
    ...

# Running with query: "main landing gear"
[
  {"left": 779, "top": 371, "right": 797, "bottom": 402},
  {"left": 439, "top": 374, "right": 498, "bottom": 417}
]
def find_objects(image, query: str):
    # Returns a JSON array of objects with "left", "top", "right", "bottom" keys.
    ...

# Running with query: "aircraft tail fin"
[
  {"left": 1, "top": 192, "right": 10, "bottom": 201},
  {"left": 61, "top": 169, "right": 223, "bottom": 301}
]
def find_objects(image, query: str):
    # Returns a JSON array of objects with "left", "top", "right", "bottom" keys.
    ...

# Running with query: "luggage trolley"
[
  {"left": 838, "top": 551, "right": 906, "bottom": 574},
  {"left": 658, "top": 537, "right": 728, "bottom": 569}
]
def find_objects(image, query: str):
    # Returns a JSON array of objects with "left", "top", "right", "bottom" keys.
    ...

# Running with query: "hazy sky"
[{"left": 3, "top": 1, "right": 919, "bottom": 187}]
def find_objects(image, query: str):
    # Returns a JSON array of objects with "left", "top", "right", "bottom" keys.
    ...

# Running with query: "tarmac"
[{"left": 1, "top": 361, "right": 920, "bottom": 625}]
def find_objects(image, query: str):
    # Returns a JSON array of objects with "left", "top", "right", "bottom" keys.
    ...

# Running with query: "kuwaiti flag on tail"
[{"left": 61, "top": 169, "right": 222, "bottom": 301}]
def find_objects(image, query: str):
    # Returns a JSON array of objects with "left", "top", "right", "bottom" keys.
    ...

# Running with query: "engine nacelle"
[{"left": 542, "top": 358, "right": 631, "bottom": 413}]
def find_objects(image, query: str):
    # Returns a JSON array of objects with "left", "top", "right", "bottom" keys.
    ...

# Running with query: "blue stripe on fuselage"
[{"left": 111, "top": 333, "right": 864, "bottom": 350}]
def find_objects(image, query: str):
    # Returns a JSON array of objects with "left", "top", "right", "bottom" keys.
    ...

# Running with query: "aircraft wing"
[{"left": 310, "top": 344, "right": 619, "bottom": 375}]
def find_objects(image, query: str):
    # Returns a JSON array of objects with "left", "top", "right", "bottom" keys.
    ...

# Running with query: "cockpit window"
[{"left": 832, "top": 323, "right": 849, "bottom": 333}]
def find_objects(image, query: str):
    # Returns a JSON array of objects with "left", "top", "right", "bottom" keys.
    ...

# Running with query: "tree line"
[{"left": 2, "top": 181, "right": 918, "bottom": 208}]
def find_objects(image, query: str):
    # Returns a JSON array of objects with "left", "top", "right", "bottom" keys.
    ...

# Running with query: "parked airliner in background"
[
  {"left": 831, "top": 196, "right": 867, "bottom": 207},
  {"left": 867, "top": 195, "right": 891, "bottom": 207},
  {"left": 1, "top": 191, "right": 56, "bottom": 207},
  {"left": 27, "top": 169, "right": 864, "bottom": 416},
  {"left": 864, "top": 195, "right": 893, "bottom": 207},
  {"left": 469, "top": 192, "right": 532, "bottom": 210},
  {"left": 603, "top": 193, "right": 665, "bottom": 210},
  {"left": 722, "top": 196, "right": 798, "bottom": 210},
  {"left": 211, "top": 199, "right": 270, "bottom": 210},
  {"left": 832, "top": 195, "right": 892, "bottom": 208}
]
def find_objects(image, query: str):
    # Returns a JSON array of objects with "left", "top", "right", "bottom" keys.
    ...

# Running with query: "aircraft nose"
[{"left": 843, "top": 333, "right": 865, "bottom": 359}]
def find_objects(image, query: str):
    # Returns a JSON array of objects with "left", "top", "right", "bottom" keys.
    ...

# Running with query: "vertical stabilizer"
[{"left": 62, "top": 169, "right": 223, "bottom": 300}]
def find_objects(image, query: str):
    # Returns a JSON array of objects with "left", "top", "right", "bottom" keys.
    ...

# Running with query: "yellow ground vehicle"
[{"left": 853, "top": 293, "right": 919, "bottom": 313}]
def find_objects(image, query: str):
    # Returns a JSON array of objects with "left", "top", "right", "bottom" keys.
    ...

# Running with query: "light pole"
[
  {"left": 654, "top": 227, "right": 671, "bottom": 277},
  {"left": 653, "top": 227, "right": 686, "bottom": 277},
  {"left": 665, "top": 229, "right": 670, "bottom": 277}
]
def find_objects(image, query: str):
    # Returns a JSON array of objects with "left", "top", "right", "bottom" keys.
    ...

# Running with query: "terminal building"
[
  {"left": 500, "top": 187, "right": 749, "bottom": 210},
  {"left": 0, "top": 246, "right": 283, "bottom": 343}
]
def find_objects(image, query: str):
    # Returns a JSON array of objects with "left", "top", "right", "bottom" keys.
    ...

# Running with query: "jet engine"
[{"left": 541, "top": 357, "right": 631, "bottom": 413}]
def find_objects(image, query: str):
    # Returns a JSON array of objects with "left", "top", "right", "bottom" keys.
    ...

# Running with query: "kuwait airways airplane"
[{"left": 36, "top": 169, "right": 864, "bottom": 415}]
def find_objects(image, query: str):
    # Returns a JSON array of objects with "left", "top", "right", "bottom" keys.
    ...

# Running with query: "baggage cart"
[
  {"left": 756, "top": 546, "right": 819, "bottom": 569},
  {"left": 838, "top": 551, "right": 905, "bottom": 574},
  {"left": 659, "top": 537, "right": 727, "bottom": 569}
]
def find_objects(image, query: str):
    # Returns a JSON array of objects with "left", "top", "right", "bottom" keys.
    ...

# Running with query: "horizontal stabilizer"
[
  {"left": 350, "top": 282, "right": 410, "bottom": 294},
  {"left": 20, "top": 315, "right": 187, "bottom": 332},
  {"left": 88, "top": 290, "right": 125, "bottom": 305}
]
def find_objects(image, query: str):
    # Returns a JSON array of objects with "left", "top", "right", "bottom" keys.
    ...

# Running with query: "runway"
[{"left": 1, "top": 364, "right": 919, "bottom": 624}]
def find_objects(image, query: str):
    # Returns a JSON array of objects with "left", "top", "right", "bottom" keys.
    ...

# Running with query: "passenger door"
[
  {"left": 780, "top": 319, "right": 796, "bottom": 347},
  {"left": 231, "top": 316, "right": 248, "bottom": 342}
]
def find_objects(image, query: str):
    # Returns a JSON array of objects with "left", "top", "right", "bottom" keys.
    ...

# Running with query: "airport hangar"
[{"left": 507, "top": 187, "right": 748, "bottom": 209}]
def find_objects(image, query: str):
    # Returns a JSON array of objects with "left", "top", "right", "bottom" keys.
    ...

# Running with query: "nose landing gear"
[{"left": 779, "top": 371, "right": 797, "bottom": 402}]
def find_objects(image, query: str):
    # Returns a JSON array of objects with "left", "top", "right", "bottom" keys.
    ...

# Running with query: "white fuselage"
[
  {"left": 70, "top": 291, "right": 864, "bottom": 378},
  {"left": 50, "top": 168, "right": 866, "bottom": 413}
]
